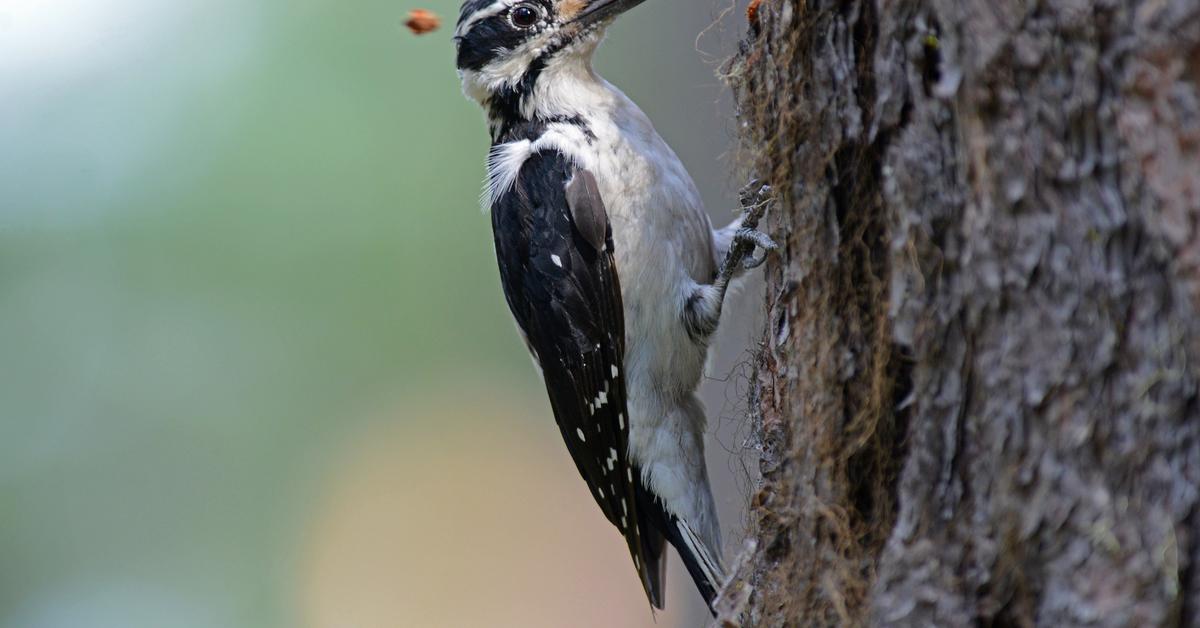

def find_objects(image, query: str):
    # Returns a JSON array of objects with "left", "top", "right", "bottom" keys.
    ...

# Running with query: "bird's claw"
[
  {"left": 739, "top": 179, "right": 773, "bottom": 211},
  {"left": 714, "top": 178, "right": 778, "bottom": 282},
  {"left": 735, "top": 227, "right": 777, "bottom": 252},
  {"left": 717, "top": 226, "right": 777, "bottom": 281},
  {"left": 743, "top": 253, "right": 769, "bottom": 270},
  {"left": 735, "top": 227, "right": 777, "bottom": 270}
]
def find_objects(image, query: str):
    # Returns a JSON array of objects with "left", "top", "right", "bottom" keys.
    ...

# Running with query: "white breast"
[{"left": 575, "top": 82, "right": 716, "bottom": 397}]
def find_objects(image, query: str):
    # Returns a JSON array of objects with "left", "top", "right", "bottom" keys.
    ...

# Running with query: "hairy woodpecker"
[{"left": 454, "top": 0, "right": 774, "bottom": 613}]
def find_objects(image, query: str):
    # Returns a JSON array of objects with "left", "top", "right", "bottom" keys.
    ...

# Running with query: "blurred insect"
[{"left": 405, "top": 9, "right": 441, "bottom": 35}]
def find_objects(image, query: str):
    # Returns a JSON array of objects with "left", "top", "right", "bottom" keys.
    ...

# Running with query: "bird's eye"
[{"left": 510, "top": 4, "right": 541, "bottom": 28}]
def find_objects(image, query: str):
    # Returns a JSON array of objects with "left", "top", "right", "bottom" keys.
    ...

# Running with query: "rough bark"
[{"left": 718, "top": 1, "right": 1200, "bottom": 625}]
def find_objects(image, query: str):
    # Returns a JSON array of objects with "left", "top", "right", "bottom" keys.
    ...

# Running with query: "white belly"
[{"left": 580, "top": 90, "right": 716, "bottom": 408}]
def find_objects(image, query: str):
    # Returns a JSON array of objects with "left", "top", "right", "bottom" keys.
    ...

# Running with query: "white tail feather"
[{"left": 676, "top": 519, "right": 725, "bottom": 589}]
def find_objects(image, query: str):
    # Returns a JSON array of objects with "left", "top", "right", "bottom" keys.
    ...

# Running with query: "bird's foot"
[
  {"left": 685, "top": 225, "right": 778, "bottom": 342},
  {"left": 724, "top": 178, "right": 777, "bottom": 274},
  {"left": 684, "top": 178, "right": 779, "bottom": 341},
  {"left": 732, "top": 227, "right": 777, "bottom": 271},
  {"left": 716, "top": 225, "right": 777, "bottom": 286},
  {"left": 738, "top": 179, "right": 773, "bottom": 216}
]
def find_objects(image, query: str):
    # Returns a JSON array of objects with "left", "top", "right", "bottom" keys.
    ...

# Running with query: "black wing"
[{"left": 490, "top": 149, "right": 667, "bottom": 607}]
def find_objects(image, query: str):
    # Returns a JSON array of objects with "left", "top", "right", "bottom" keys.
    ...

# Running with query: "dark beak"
[{"left": 572, "top": 0, "right": 648, "bottom": 26}]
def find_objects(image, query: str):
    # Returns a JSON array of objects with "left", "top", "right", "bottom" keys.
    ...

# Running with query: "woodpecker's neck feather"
[
  {"left": 457, "top": 14, "right": 608, "bottom": 142},
  {"left": 492, "top": 53, "right": 611, "bottom": 141}
]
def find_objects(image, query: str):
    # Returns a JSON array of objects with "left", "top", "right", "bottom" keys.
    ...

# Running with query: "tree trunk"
[{"left": 718, "top": 1, "right": 1200, "bottom": 625}]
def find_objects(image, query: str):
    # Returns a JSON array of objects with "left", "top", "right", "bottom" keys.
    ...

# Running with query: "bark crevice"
[{"left": 719, "top": 1, "right": 1200, "bottom": 626}]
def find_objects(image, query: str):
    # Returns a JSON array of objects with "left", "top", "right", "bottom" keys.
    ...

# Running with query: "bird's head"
[{"left": 454, "top": 0, "right": 645, "bottom": 133}]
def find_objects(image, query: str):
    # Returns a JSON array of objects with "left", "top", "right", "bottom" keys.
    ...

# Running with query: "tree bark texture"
[{"left": 719, "top": 1, "right": 1200, "bottom": 625}]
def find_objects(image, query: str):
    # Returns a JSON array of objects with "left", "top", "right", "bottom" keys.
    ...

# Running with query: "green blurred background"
[{"left": 0, "top": 1, "right": 760, "bottom": 626}]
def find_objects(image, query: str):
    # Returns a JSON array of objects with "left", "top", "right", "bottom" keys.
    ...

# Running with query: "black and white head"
[{"left": 454, "top": 0, "right": 645, "bottom": 135}]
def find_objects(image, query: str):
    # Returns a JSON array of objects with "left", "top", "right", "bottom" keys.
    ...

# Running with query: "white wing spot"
[
  {"left": 611, "top": 365, "right": 619, "bottom": 377},
  {"left": 607, "top": 448, "right": 618, "bottom": 470},
  {"left": 618, "top": 413, "right": 625, "bottom": 429},
  {"left": 597, "top": 486, "right": 605, "bottom": 498},
  {"left": 576, "top": 428, "right": 586, "bottom": 442},
  {"left": 626, "top": 468, "right": 633, "bottom": 482},
  {"left": 550, "top": 254, "right": 563, "bottom": 267},
  {"left": 620, "top": 515, "right": 627, "bottom": 528}
]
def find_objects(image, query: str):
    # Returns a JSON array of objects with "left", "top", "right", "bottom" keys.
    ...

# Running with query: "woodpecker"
[{"left": 454, "top": 0, "right": 774, "bottom": 613}]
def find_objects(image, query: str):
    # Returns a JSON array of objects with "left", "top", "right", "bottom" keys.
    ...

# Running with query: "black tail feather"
[
  {"left": 634, "top": 481, "right": 723, "bottom": 616},
  {"left": 639, "top": 521, "right": 667, "bottom": 609}
]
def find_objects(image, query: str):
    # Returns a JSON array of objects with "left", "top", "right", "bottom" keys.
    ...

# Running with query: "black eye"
[{"left": 510, "top": 4, "right": 541, "bottom": 28}]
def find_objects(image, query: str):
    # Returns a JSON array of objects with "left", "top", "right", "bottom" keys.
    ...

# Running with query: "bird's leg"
[
  {"left": 683, "top": 180, "right": 778, "bottom": 340},
  {"left": 716, "top": 179, "right": 777, "bottom": 290}
]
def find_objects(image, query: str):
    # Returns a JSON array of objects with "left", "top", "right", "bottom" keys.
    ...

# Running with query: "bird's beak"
[{"left": 570, "top": 0, "right": 648, "bottom": 27}]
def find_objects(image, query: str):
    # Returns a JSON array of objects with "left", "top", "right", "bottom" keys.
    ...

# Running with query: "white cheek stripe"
[
  {"left": 455, "top": 0, "right": 512, "bottom": 39},
  {"left": 466, "top": 29, "right": 567, "bottom": 107}
]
